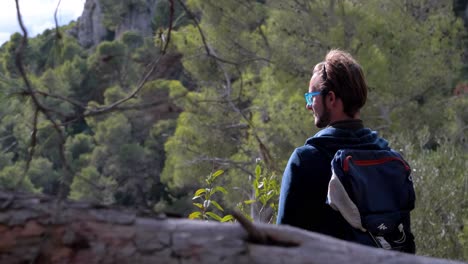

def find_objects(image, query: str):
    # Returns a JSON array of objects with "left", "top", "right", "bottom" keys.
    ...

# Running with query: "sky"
[{"left": 0, "top": 0, "right": 86, "bottom": 45}]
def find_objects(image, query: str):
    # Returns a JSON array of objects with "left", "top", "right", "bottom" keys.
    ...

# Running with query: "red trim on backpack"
[
  {"left": 343, "top": 155, "right": 353, "bottom": 172},
  {"left": 343, "top": 156, "right": 410, "bottom": 172}
]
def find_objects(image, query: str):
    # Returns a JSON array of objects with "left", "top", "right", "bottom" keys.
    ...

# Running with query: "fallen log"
[{"left": 0, "top": 191, "right": 464, "bottom": 264}]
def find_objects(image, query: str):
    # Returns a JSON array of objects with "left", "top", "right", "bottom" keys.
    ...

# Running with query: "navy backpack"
[{"left": 327, "top": 149, "right": 416, "bottom": 253}]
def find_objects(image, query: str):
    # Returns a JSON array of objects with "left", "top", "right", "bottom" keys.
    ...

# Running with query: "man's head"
[{"left": 306, "top": 50, "right": 368, "bottom": 128}]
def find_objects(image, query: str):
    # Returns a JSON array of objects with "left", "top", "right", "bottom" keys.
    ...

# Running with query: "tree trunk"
[{"left": 0, "top": 191, "right": 463, "bottom": 264}]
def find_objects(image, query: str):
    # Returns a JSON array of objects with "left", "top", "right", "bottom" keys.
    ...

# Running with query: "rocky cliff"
[
  {"left": 69, "top": 0, "right": 158, "bottom": 49},
  {"left": 114, "top": 0, "right": 158, "bottom": 40},
  {"left": 69, "top": 0, "right": 107, "bottom": 48}
]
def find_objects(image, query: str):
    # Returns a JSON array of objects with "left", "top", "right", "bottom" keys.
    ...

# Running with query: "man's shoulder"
[
  {"left": 307, "top": 126, "right": 390, "bottom": 152},
  {"left": 294, "top": 143, "right": 328, "bottom": 161}
]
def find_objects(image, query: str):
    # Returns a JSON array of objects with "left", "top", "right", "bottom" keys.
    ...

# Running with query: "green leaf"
[
  {"left": 212, "top": 169, "right": 224, "bottom": 179},
  {"left": 212, "top": 186, "right": 228, "bottom": 195},
  {"left": 193, "top": 203, "right": 203, "bottom": 209},
  {"left": 253, "top": 179, "right": 259, "bottom": 190},
  {"left": 255, "top": 165, "right": 261, "bottom": 178},
  {"left": 188, "top": 211, "right": 202, "bottom": 219},
  {"left": 211, "top": 200, "right": 224, "bottom": 212},
  {"left": 253, "top": 180, "right": 259, "bottom": 197},
  {"left": 221, "top": 214, "right": 234, "bottom": 222},
  {"left": 194, "top": 188, "right": 206, "bottom": 197},
  {"left": 206, "top": 212, "right": 222, "bottom": 221},
  {"left": 244, "top": 199, "right": 256, "bottom": 205}
]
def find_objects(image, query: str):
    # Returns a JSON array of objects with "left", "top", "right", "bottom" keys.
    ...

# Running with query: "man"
[{"left": 276, "top": 50, "right": 415, "bottom": 252}]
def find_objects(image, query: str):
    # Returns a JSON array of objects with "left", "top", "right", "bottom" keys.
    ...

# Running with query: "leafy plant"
[
  {"left": 238, "top": 162, "right": 279, "bottom": 223},
  {"left": 188, "top": 162, "right": 280, "bottom": 223},
  {"left": 189, "top": 169, "right": 234, "bottom": 222}
]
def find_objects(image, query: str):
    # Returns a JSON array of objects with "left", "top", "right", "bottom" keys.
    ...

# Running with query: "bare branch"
[
  {"left": 111, "top": 95, "right": 185, "bottom": 112},
  {"left": 54, "top": 0, "right": 63, "bottom": 40},
  {"left": 161, "top": 0, "right": 174, "bottom": 54},
  {"left": 83, "top": 56, "right": 161, "bottom": 116},
  {"left": 231, "top": 209, "right": 268, "bottom": 243},
  {"left": 220, "top": 54, "right": 276, "bottom": 172},
  {"left": 2, "top": 141, "right": 17, "bottom": 154},
  {"left": 83, "top": 1, "right": 176, "bottom": 118},
  {"left": 176, "top": 0, "right": 277, "bottom": 172},
  {"left": 14, "top": 0, "right": 179, "bottom": 130},
  {"left": 32, "top": 90, "right": 87, "bottom": 110},
  {"left": 230, "top": 209, "right": 298, "bottom": 247},
  {"left": 12, "top": 0, "right": 178, "bottom": 199},
  {"left": 9, "top": 91, "right": 70, "bottom": 117},
  {"left": 176, "top": 0, "right": 239, "bottom": 66},
  {"left": 14, "top": 0, "right": 72, "bottom": 199},
  {"left": 177, "top": 0, "right": 271, "bottom": 66},
  {"left": 81, "top": 93, "right": 186, "bottom": 122}
]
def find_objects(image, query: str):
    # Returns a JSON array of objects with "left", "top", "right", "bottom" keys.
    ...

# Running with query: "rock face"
[
  {"left": 70, "top": 0, "right": 158, "bottom": 49},
  {"left": 72, "top": 0, "right": 108, "bottom": 49},
  {"left": 114, "top": 0, "right": 158, "bottom": 39}
]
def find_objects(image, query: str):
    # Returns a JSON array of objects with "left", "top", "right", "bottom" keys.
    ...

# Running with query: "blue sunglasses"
[{"left": 304, "top": 91, "right": 321, "bottom": 107}]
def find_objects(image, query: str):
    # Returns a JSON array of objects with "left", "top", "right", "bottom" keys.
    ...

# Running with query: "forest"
[{"left": 0, "top": 0, "right": 466, "bottom": 261}]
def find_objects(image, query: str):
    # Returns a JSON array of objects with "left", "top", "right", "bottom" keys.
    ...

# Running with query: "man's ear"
[{"left": 327, "top": 91, "right": 336, "bottom": 106}]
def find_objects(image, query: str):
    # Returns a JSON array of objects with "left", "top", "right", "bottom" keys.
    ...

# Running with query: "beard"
[{"left": 315, "top": 108, "right": 331, "bottom": 128}]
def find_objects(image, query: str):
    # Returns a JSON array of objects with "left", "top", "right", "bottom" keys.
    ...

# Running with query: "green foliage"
[
  {"left": 189, "top": 169, "right": 234, "bottom": 222},
  {"left": 35, "top": 121, "right": 66, "bottom": 168},
  {"left": 121, "top": 31, "right": 144, "bottom": 49},
  {"left": 0, "top": 1, "right": 466, "bottom": 261},
  {"left": 37, "top": 68, "right": 74, "bottom": 114},
  {"left": 0, "top": 162, "right": 38, "bottom": 192},
  {"left": 145, "top": 119, "right": 177, "bottom": 175},
  {"left": 2, "top": 33, "right": 27, "bottom": 77},
  {"left": 62, "top": 56, "right": 89, "bottom": 101},
  {"left": 152, "top": 0, "right": 188, "bottom": 30},
  {"left": 391, "top": 134, "right": 467, "bottom": 260},
  {"left": 26, "top": 158, "right": 60, "bottom": 195},
  {"left": 65, "top": 133, "right": 95, "bottom": 167},
  {"left": 100, "top": 0, "right": 148, "bottom": 30},
  {"left": 0, "top": 2, "right": 181, "bottom": 212},
  {"left": 245, "top": 162, "right": 279, "bottom": 223},
  {"left": 3, "top": 29, "right": 85, "bottom": 75},
  {"left": 91, "top": 41, "right": 127, "bottom": 78},
  {"left": 188, "top": 162, "right": 280, "bottom": 223},
  {"left": 60, "top": 36, "right": 85, "bottom": 62},
  {"left": 69, "top": 166, "right": 117, "bottom": 204}
]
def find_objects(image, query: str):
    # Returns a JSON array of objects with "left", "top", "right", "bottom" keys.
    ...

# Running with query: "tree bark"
[{"left": 0, "top": 191, "right": 463, "bottom": 264}]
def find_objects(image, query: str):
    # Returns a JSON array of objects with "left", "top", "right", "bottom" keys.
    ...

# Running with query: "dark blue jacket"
[{"left": 277, "top": 120, "right": 390, "bottom": 240}]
